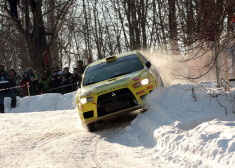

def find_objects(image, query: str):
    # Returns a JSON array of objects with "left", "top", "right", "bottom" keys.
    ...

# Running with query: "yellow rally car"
[{"left": 76, "top": 51, "right": 163, "bottom": 131}]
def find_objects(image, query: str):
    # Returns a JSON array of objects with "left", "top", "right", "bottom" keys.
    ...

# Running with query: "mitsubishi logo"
[{"left": 112, "top": 92, "right": 116, "bottom": 97}]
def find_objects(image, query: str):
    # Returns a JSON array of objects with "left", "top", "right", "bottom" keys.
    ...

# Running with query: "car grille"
[{"left": 97, "top": 88, "right": 137, "bottom": 117}]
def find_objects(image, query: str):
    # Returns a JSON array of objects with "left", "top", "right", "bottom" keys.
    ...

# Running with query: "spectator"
[
  {"left": 20, "top": 71, "right": 31, "bottom": 97},
  {"left": 44, "top": 65, "right": 51, "bottom": 78},
  {"left": 77, "top": 60, "right": 84, "bottom": 72},
  {"left": 14, "top": 74, "right": 22, "bottom": 97},
  {"left": 84, "top": 57, "right": 93, "bottom": 69},
  {"left": 63, "top": 67, "right": 72, "bottom": 80},
  {"left": 43, "top": 49, "right": 49, "bottom": 69},
  {"left": 30, "top": 76, "right": 40, "bottom": 95},
  {"left": 9, "top": 69, "right": 16, "bottom": 86},
  {"left": 39, "top": 71, "right": 50, "bottom": 93},
  {"left": 27, "top": 67, "right": 37, "bottom": 80},
  {"left": 15, "top": 74, "right": 21, "bottom": 85},
  {"left": 58, "top": 71, "right": 63, "bottom": 78},
  {"left": 49, "top": 70, "right": 61, "bottom": 93},
  {"left": 70, "top": 68, "right": 82, "bottom": 91},
  {"left": 87, "top": 57, "right": 93, "bottom": 65},
  {"left": 51, "top": 67, "right": 56, "bottom": 73},
  {"left": 9, "top": 69, "right": 21, "bottom": 97},
  {"left": 61, "top": 73, "right": 72, "bottom": 94},
  {"left": 77, "top": 60, "right": 84, "bottom": 80},
  {"left": 55, "top": 66, "right": 60, "bottom": 73},
  {"left": 0, "top": 64, "right": 17, "bottom": 113}
]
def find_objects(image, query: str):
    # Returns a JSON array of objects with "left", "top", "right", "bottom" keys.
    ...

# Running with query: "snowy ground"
[{"left": 0, "top": 82, "right": 235, "bottom": 168}]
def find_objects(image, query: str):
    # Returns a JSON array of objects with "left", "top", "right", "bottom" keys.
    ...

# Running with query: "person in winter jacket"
[
  {"left": 0, "top": 64, "right": 17, "bottom": 113},
  {"left": 61, "top": 73, "right": 72, "bottom": 94},
  {"left": 9, "top": 69, "right": 17, "bottom": 87},
  {"left": 20, "top": 71, "right": 31, "bottom": 97},
  {"left": 70, "top": 68, "right": 82, "bottom": 91},
  {"left": 77, "top": 60, "right": 84, "bottom": 78},
  {"left": 49, "top": 70, "right": 61, "bottom": 93},
  {"left": 55, "top": 66, "right": 60, "bottom": 73},
  {"left": 63, "top": 67, "right": 72, "bottom": 79},
  {"left": 30, "top": 75, "right": 40, "bottom": 95},
  {"left": 43, "top": 50, "right": 49, "bottom": 70},
  {"left": 27, "top": 67, "right": 37, "bottom": 80},
  {"left": 44, "top": 65, "right": 51, "bottom": 78},
  {"left": 9, "top": 69, "right": 22, "bottom": 97},
  {"left": 39, "top": 71, "right": 50, "bottom": 93}
]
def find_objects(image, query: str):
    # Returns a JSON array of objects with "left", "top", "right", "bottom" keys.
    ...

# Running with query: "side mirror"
[{"left": 145, "top": 61, "right": 151, "bottom": 69}]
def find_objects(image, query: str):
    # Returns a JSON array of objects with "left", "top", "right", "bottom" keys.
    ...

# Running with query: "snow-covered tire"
[{"left": 87, "top": 123, "right": 95, "bottom": 132}]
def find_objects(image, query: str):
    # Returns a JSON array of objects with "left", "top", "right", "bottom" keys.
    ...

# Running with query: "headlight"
[
  {"left": 80, "top": 97, "right": 94, "bottom": 104},
  {"left": 132, "top": 78, "right": 150, "bottom": 88},
  {"left": 140, "top": 78, "right": 150, "bottom": 85}
]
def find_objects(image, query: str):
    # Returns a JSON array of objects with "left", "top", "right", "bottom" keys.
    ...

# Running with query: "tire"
[
  {"left": 87, "top": 123, "right": 95, "bottom": 132},
  {"left": 141, "top": 108, "right": 148, "bottom": 113}
]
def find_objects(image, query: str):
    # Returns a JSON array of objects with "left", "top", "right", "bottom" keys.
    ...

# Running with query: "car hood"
[{"left": 78, "top": 68, "right": 149, "bottom": 97}]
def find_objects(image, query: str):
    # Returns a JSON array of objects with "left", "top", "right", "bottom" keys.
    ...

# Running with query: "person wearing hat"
[
  {"left": 49, "top": 70, "right": 61, "bottom": 93},
  {"left": 77, "top": 60, "right": 85, "bottom": 77},
  {"left": 0, "top": 64, "right": 17, "bottom": 113},
  {"left": 20, "top": 70, "right": 32, "bottom": 97},
  {"left": 39, "top": 71, "right": 50, "bottom": 93},
  {"left": 70, "top": 68, "right": 82, "bottom": 91}
]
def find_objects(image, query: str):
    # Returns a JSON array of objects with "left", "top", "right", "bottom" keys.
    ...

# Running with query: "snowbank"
[
  {"left": 4, "top": 91, "right": 77, "bottom": 113},
  {"left": 111, "top": 84, "right": 235, "bottom": 167},
  {"left": 2, "top": 83, "right": 235, "bottom": 167}
]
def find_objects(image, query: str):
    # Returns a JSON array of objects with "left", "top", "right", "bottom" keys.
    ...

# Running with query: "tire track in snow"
[
  {"left": 12, "top": 131, "right": 74, "bottom": 168},
  {"left": 89, "top": 112, "right": 153, "bottom": 168}
]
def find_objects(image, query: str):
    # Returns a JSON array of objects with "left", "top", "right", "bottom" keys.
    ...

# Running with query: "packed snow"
[{"left": 0, "top": 82, "right": 235, "bottom": 167}]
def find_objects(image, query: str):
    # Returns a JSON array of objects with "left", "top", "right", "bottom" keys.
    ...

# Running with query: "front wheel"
[{"left": 87, "top": 123, "right": 95, "bottom": 132}]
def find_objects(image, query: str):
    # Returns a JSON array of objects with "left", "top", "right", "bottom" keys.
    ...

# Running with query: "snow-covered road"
[
  {"left": 1, "top": 83, "right": 235, "bottom": 168},
  {"left": 0, "top": 110, "right": 161, "bottom": 168}
]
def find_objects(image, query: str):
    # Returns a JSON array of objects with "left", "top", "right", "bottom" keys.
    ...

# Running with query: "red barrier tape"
[
  {"left": 0, "top": 85, "right": 27, "bottom": 92},
  {"left": 48, "top": 82, "right": 80, "bottom": 91},
  {"left": 1, "top": 82, "right": 80, "bottom": 92}
]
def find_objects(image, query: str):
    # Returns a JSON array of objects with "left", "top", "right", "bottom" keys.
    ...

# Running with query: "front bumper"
[
  {"left": 82, "top": 105, "right": 142, "bottom": 124},
  {"left": 78, "top": 85, "right": 154, "bottom": 124}
]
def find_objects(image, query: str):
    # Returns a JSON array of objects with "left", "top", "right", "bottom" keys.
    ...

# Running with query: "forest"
[{"left": 0, "top": 0, "right": 234, "bottom": 81}]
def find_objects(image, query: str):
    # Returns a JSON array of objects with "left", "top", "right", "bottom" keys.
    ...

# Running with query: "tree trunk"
[
  {"left": 168, "top": 0, "right": 179, "bottom": 52},
  {"left": 140, "top": 0, "right": 148, "bottom": 49},
  {"left": 48, "top": 0, "right": 59, "bottom": 67}
]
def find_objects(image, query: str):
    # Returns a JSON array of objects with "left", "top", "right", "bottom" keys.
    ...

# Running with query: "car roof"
[{"left": 86, "top": 50, "right": 140, "bottom": 68}]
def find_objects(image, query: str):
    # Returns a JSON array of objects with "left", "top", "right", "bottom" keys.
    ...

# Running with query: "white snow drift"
[{"left": 0, "top": 82, "right": 235, "bottom": 168}]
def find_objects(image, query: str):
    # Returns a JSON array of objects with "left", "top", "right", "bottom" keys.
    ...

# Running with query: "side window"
[
  {"left": 138, "top": 53, "right": 158, "bottom": 84},
  {"left": 138, "top": 53, "right": 149, "bottom": 63}
]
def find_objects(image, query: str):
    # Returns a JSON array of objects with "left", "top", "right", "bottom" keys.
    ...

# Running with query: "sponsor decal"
[
  {"left": 95, "top": 77, "right": 129, "bottom": 90},
  {"left": 85, "top": 91, "right": 92, "bottom": 96},
  {"left": 136, "top": 90, "right": 146, "bottom": 95},
  {"left": 112, "top": 92, "right": 116, "bottom": 97},
  {"left": 132, "top": 77, "right": 140, "bottom": 82},
  {"left": 147, "top": 85, "right": 153, "bottom": 90},
  {"left": 97, "top": 84, "right": 128, "bottom": 95}
]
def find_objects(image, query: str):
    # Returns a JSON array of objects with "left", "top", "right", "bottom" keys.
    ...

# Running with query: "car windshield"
[{"left": 83, "top": 54, "right": 144, "bottom": 86}]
